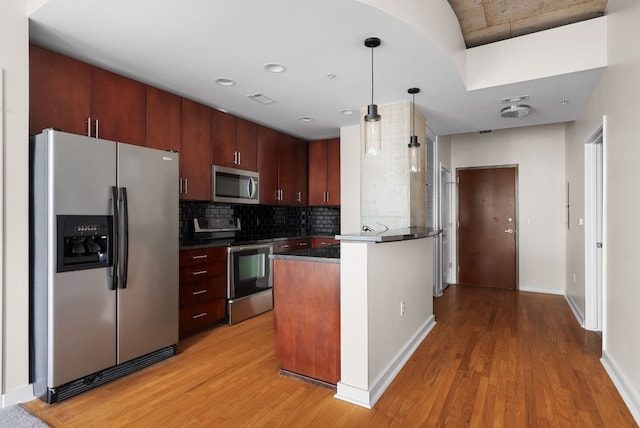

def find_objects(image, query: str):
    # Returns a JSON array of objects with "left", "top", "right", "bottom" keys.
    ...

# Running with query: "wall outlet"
[{"left": 400, "top": 301, "right": 405, "bottom": 316}]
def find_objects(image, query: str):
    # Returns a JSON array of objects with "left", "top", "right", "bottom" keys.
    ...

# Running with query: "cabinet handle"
[
  {"left": 192, "top": 270, "right": 208, "bottom": 276},
  {"left": 281, "top": 244, "right": 290, "bottom": 248},
  {"left": 192, "top": 254, "right": 208, "bottom": 260},
  {"left": 238, "top": 151, "right": 241, "bottom": 165},
  {"left": 192, "top": 312, "right": 208, "bottom": 319},
  {"left": 179, "top": 178, "right": 183, "bottom": 194},
  {"left": 87, "top": 117, "right": 92, "bottom": 137},
  {"left": 192, "top": 290, "right": 208, "bottom": 295},
  {"left": 233, "top": 151, "right": 237, "bottom": 165},
  {"left": 298, "top": 242, "right": 309, "bottom": 247},
  {"left": 184, "top": 178, "right": 188, "bottom": 194},
  {"left": 95, "top": 119, "right": 99, "bottom": 138},
  {"left": 297, "top": 191, "right": 301, "bottom": 202}
]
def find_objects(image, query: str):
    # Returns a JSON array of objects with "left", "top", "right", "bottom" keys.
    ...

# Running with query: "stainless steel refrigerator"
[{"left": 31, "top": 129, "right": 179, "bottom": 403}]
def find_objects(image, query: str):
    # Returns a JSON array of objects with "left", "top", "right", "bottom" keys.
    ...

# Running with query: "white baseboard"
[
  {"left": 601, "top": 350, "right": 640, "bottom": 425},
  {"left": 1, "top": 384, "right": 35, "bottom": 408},
  {"left": 334, "top": 315, "right": 436, "bottom": 409},
  {"left": 564, "top": 293, "right": 585, "bottom": 327},
  {"left": 518, "top": 286, "right": 564, "bottom": 295}
]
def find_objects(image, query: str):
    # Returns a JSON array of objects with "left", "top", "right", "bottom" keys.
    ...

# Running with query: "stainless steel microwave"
[{"left": 211, "top": 165, "right": 259, "bottom": 204}]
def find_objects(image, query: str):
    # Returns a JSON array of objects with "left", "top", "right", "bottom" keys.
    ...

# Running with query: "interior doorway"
[
  {"left": 457, "top": 166, "right": 518, "bottom": 289},
  {"left": 440, "top": 165, "right": 452, "bottom": 293},
  {"left": 584, "top": 125, "right": 603, "bottom": 332}
]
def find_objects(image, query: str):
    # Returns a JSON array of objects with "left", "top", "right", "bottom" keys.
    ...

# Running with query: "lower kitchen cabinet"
[
  {"left": 272, "top": 238, "right": 312, "bottom": 253},
  {"left": 273, "top": 258, "right": 340, "bottom": 385},
  {"left": 179, "top": 246, "right": 227, "bottom": 338},
  {"left": 312, "top": 237, "right": 339, "bottom": 248}
]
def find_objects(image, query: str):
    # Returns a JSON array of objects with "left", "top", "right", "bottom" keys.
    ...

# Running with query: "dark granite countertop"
[
  {"left": 179, "top": 234, "right": 339, "bottom": 250},
  {"left": 269, "top": 245, "right": 340, "bottom": 263}
]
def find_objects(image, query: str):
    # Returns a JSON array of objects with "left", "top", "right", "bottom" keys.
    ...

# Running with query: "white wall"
[
  {"left": 564, "top": 76, "right": 606, "bottom": 323},
  {"left": 0, "top": 0, "right": 32, "bottom": 406},
  {"left": 598, "top": 0, "right": 640, "bottom": 422},
  {"left": 450, "top": 124, "right": 567, "bottom": 293}
]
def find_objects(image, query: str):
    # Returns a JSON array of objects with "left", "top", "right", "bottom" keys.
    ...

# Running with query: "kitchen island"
[{"left": 270, "top": 245, "right": 340, "bottom": 386}]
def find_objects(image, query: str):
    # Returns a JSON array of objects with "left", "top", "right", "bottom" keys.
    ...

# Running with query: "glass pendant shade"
[
  {"left": 365, "top": 104, "right": 381, "bottom": 156},
  {"left": 409, "top": 136, "right": 421, "bottom": 173}
]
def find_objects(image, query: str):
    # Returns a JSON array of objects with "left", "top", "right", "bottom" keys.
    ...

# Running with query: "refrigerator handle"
[
  {"left": 110, "top": 186, "right": 119, "bottom": 291},
  {"left": 121, "top": 187, "right": 129, "bottom": 289}
]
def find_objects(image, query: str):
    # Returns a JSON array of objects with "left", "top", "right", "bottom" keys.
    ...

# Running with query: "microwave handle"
[{"left": 248, "top": 177, "right": 257, "bottom": 198}]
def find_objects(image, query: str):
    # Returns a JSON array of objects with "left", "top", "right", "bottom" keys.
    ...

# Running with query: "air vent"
[{"left": 247, "top": 93, "right": 276, "bottom": 105}]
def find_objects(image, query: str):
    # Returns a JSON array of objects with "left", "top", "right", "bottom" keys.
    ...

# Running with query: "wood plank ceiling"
[{"left": 447, "top": 0, "right": 608, "bottom": 48}]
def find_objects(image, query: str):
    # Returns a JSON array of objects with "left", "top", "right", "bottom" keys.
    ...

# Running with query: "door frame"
[
  {"left": 584, "top": 122, "right": 604, "bottom": 332},
  {"left": 456, "top": 164, "right": 519, "bottom": 289},
  {"left": 440, "top": 164, "right": 452, "bottom": 292}
]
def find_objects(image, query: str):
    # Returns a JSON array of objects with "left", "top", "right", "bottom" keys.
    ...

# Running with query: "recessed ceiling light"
[
  {"left": 340, "top": 109, "right": 354, "bottom": 115},
  {"left": 215, "top": 78, "right": 236, "bottom": 87},
  {"left": 264, "top": 63, "right": 286, "bottom": 73},
  {"left": 561, "top": 99, "right": 569, "bottom": 105},
  {"left": 500, "top": 104, "right": 532, "bottom": 118},
  {"left": 299, "top": 117, "right": 314, "bottom": 122},
  {"left": 247, "top": 93, "right": 276, "bottom": 104},
  {"left": 327, "top": 73, "right": 337, "bottom": 79}
]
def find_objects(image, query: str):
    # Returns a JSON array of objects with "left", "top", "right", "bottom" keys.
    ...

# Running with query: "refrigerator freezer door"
[
  {"left": 39, "top": 130, "right": 118, "bottom": 387},
  {"left": 116, "top": 144, "right": 179, "bottom": 363}
]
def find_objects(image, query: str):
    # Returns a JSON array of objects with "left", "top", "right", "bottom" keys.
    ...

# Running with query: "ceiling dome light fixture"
[
  {"left": 340, "top": 109, "right": 354, "bottom": 115},
  {"left": 500, "top": 104, "right": 532, "bottom": 118},
  {"left": 215, "top": 77, "right": 236, "bottom": 87},
  {"left": 298, "top": 116, "right": 314, "bottom": 122},
  {"left": 264, "top": 63, "right": 286, "bottom": 73},
  {"left": 408, "top": 88, "right": 421, "bottom": 173},
  {"left": 363, "top": 37, "right": 382, "bottom": 156}
]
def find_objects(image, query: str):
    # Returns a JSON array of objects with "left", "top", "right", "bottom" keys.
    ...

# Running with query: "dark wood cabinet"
[
  {"left": 180, "top": 99, "right": 212, "bottom": 201},
  {"left": 29, "top": 44, "right": 91, "bottom": 136},
  {"left": 293, "top": 139, "right": 308, "bottom": 206},
  {"left": 146, "top": 86, "right": 181, "bottom": 151},
  {"left": 257, "top": 127, "right": 307, "bottom": 205},
  {"left": 312, "top": 237, "right": 339, "bottom": 248},
  {"left": 91, "top": 67, "right": 146, "bottom": 146},
  {"left": 30, "top": 45, "right": 145, "bottom": 146},
  {"left": 273, "top": 259, "right": 340, "bottom": 384},
  {"left": 272, "top": 238, "right": 312, "bottom": 253},
  {"left": 308, "top": 138, "right": 340, "bottom": 206},
  {"left": 179, "top": 247, "right": 227, "bottom": 338},
  {"left": 211, "top": 110, "right": 257, "bottom": 171},
  {"left": 257, "top": 125, "right": 279, "bottom": 204}
]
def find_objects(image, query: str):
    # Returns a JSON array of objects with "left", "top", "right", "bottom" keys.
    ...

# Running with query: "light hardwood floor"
[{"left": 25, "top": 285, "right": 637, "bottom": 427}]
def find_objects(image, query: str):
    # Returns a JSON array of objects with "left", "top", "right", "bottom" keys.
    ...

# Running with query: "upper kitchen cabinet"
[
  {"left": 257, "top": 127, "right": 307, "bottom": 205},
  {"left": 30, "top": 44, "right": 91, "bottom": 136},
  {"left": 146, "top": 86, "right": 181, "bottom": 152},
  {"left": 211, "top": 110, "right": 257, "bottom": 171},
  {"left": 180, "top": 99, "right": 211, "bottom": 201},
  {"left": 91, "top": 68, "right": 145, "bottom": 146},
  {"left": 30, "top": 45, "right": 145, "bottom": 146},
  {"left": 257, "top": 125, "right": 279, "bottom": 204},
  {"left": 308, "top": 138, "right": 340, "bottom": 206}
]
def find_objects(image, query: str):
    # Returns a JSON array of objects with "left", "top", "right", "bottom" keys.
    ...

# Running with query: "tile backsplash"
[{"left": 179, "top": 202, "right": 340, "bottom": 242}]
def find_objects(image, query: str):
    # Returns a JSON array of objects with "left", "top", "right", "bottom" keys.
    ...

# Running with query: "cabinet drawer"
[
  {"left": 291, "top": 238, "right": 311, "bottom": 250},
  {"left": 312, "top": 237, "right": 339, "bottom": 248},
  {"left": 179, "top": 276, "right": 226, "bottom": 307},
  {"left": 179, "top": 260, "right": 225, "bottom": 283},
  {"left": 179, "top": 300, "right": 225, "bottom": 338},
  {"left": 179, "top": 247, "right": 226, "bottom": 267}
]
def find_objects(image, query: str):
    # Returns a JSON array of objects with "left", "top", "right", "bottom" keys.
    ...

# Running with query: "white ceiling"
[{"left": 28, "top": 0, "right": 604, "bottom": 140}]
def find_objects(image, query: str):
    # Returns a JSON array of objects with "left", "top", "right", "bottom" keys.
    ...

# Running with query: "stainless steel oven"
[{"left": 227, "top": 243, "right": 273, "bottom": 325}]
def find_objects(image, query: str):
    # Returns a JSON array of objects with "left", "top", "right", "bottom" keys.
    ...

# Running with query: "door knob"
[{"left": 504, "top": 228, "right": 514, "bottom": 234}]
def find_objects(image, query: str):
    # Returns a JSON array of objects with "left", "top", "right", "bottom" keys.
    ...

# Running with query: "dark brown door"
[{"left": 458, "top": 166, "right": 517, "bottom": 289}]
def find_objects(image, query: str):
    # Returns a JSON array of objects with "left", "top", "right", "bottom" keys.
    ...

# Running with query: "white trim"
[
  {"left": 564, "top": 293, "right": 585, "bottom": 327},
  {"left": 518, "top": 286, "right": 564, "bottom": 295},
  {"left": 335, "top": 315, "right": 436, "bottom": 409},
  {"left": 601, "top": 350, "right": 640, "bottom": 425},
  {"left": 1, "top": 385, "right": 35, "bottom": 408},
  {"left": 584, "top": 123, "right": 603, "bottom": 331}
]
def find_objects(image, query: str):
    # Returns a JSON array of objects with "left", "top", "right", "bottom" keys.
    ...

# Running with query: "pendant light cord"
[
  {"left": 370, "top": 47, "right": 375, "bottom": 105},
  {"left": 412, "top": 92, "right": 415, "bottom": 136}
]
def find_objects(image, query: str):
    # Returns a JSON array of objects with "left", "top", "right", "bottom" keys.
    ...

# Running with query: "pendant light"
[
  {"left": 364, "top": 37, "right": 381, "bottom": 156},
  {"left": 408, "top": 87, "right": 421, "bottom": 173}
]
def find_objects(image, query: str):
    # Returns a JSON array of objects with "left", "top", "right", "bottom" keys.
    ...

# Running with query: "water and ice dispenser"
[{"left": 56, "top": 215, "right": 113, "bottom": 272}]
